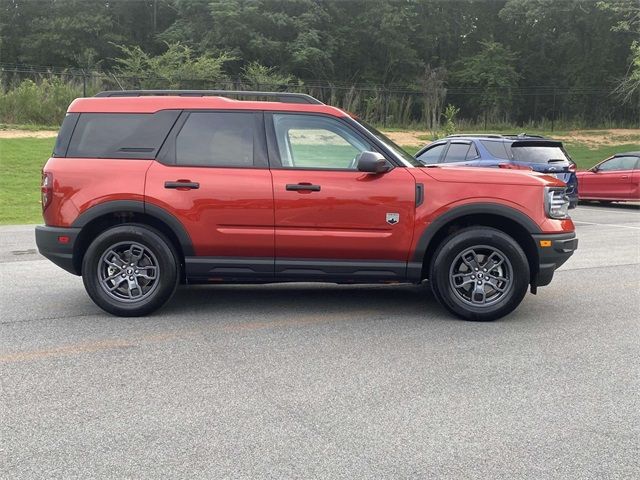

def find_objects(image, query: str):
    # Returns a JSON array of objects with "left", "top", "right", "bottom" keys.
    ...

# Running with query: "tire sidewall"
[
  {"left": 82, "top": 224, "right": 179, "bottom": 317},
  {"left": 430, "top": 227, "right": 530, "bottom": 321}
]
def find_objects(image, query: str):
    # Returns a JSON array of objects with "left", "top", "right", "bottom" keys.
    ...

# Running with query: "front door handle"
[
  {"left": 621, "top": 175, "right": 629, "bottom": 180},
  {"left": 286, "top": 183, "right": 321, "bottom": 192},
  {"left": 165, "top": 180, "right": 200, "bottom": 190}
]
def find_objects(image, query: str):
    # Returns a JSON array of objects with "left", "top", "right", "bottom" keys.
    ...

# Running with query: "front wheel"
[
  {"left": 82, "top": 224, "right": 179, "bottom": 317},
  {"left": 429, "top": 227, "right": 530, "bottom": 321}
]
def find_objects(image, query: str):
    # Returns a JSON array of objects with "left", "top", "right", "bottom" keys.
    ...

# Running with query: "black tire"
[
  {"left": 429, "top": 227, "right": 530, "bottom": 321},
  {"left": 81, "top": 224, "right": 179, "bottom": 317}
]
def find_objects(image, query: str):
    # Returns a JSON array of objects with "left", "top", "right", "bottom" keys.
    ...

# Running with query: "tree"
[
  {"left": 452, "top": 40, "right": 520, "bottom": 122},
  {"left": 113, "top": 43, "right": 233, "bottom": 89}
]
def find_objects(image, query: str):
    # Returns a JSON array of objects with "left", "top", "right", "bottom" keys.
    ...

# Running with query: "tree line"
[{"left": 0, "top": 0, "right": 638, "bottom": 128}]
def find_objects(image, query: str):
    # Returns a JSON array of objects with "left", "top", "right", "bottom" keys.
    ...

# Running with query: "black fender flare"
[
  {"left": 411, "top": 203, "right": 541, "bottom": 265},
  {"left": 71, "top": 200, "right": 194, "bottom": 256}
]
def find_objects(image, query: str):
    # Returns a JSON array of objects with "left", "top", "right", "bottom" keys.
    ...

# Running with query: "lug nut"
[
  {"left": 129, "top": 276, "right": 134, "bottom": 280},
  {"left": 471, "top": 275, "right": 475, "bottom": 279},
  {"left": 477, "top": 281, "right": 482, "bottom": 285}
]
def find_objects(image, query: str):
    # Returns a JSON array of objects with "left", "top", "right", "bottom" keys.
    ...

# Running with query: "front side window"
[
  {"left": 272, "top": 114, "right": 372, "bottom": 169},
  {"left": 417, "top": 143, "right": 446, "bottom": 164},
  {"left": 175, "top": 112, "right": 258, "bottom": 167},
  {"left": 598, "top": 156, "right": 638, "bottom": 172}
]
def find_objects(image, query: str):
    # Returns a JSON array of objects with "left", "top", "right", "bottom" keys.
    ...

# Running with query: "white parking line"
[{"left": 574, "top": 221, "right": 640, "bottom": 230}]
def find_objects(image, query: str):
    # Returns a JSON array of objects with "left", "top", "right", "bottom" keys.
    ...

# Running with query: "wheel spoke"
[
  {"left": 126, "top": 276, "right": 144, "bottom": 299},
  {"left": 452, "top": 272, "right": 475, "bottom": 287},
  {"left": 104, "top": 275, "right": 127, "bottom": 292},
  {"left": 471, "top": 283, "right": 487, "bottom": 304},
  {"left": 485, "top": 277, "right": 507, "bottom": 293},
  {"left": 103, "top": 250, "right": 125, "bottom": 269},
  {"left": 128, "top": 244, "right": 145, "bottom": 264},
  {"left": 136, "top": 265, "right": 157, "bottom": 281},
  {"left": 461, "top": 250, "right": 481, "bottom": 270}
]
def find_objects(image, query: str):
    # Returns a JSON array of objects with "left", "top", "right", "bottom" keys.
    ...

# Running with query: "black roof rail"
[
  {"left": 502, "top": 133, "right": 547, "bottom": 139},
  {"left": 94, "top": 89, "right": 323, "bottom": 105},
  {"left": 445, "top": 134, "right": 504, "bottom": 139}
]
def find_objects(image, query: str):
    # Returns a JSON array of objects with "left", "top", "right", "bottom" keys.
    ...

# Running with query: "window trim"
[
  {"left": 157, "top": 110, "right": 269, "bottom": 169},
  {"left": 264, "top": 112, "right": 395, "bottom": 171}
]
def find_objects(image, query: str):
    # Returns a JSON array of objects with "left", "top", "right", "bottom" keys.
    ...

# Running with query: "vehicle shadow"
[
  {"left": 578, "top": 200, "right": 640, "bottom": 210},
  {"left": 163, "top": 283, "right": 444, "bottom": 320}
]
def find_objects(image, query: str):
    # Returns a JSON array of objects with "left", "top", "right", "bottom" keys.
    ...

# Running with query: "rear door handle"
[
  {"left": 286, "top": 183, "right": 321, "bottom": 192},
  {"left": 164, "top": 180, "right": 200, "bottom": 190}
]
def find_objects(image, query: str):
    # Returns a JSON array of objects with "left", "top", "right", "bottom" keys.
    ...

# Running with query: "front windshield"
[{"left": 358, "top": 120, "right": 422, "bottom": 167}]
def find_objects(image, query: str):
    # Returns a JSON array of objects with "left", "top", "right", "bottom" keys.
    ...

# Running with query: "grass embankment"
[
  {"left": 0, "top": 138, "right": 55, "bottom": 224},
  {"left": 0, "top": 130, "right": 638, "bottom": 224}
]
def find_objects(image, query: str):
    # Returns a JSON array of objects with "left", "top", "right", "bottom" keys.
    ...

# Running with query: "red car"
[
  {"left": 577, "top": 152, "right": 640, "bottom": 203},
  {"left": 36, "top": 90, "right": 577, "bottom": 321}
]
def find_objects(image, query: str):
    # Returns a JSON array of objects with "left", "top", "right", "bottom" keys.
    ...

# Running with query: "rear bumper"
[
  {"left": 531, "top": 232, "right": 578, "bottom": 288},
  {"left": 35, "top": 225, "right": 81, "bottom": 275}
]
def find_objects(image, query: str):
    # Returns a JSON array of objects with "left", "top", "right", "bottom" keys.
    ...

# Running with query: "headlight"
[{"left": 544, "top": 187, "right": 570, "bottom": 219}]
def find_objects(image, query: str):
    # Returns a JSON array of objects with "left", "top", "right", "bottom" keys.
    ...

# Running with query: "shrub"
[{"left": 0, "top": 78, "right": 81, "bottom": 125}]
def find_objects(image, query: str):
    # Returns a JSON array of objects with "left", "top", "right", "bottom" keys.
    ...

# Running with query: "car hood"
[{"left": 418, "top": 166, "right": 565, "bottom": 187}]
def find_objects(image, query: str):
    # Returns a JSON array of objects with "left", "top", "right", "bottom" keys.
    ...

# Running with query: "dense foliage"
[{"left": 0, "top": 0, "right": 638, "bottom": 127}]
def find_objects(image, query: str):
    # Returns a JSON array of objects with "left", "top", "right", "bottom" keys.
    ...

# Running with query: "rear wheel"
[
  {"left": 429, "top": 227, "right": 529, "bottom": 321},
  {"left": 82, "top": 224, "right": 179, "bottom": 316}
]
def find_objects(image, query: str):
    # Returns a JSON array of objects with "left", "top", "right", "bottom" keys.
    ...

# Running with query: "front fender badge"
[{"left": 386, "top": 213, "right": 400, "bottom": 225}]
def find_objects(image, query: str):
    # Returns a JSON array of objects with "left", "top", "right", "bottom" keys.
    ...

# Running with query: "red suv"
[{"left": 36, "top": 90, "right": 577, "bottom": 321}]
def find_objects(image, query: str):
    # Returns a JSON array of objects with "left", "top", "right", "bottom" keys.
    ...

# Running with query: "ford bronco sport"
[{"left": 36, "top": 90, "right": 577, "bottom": 321}]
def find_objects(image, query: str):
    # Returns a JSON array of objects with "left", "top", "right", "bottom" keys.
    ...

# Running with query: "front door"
[
  {"left": 583, "top": 156, "right": 637, "bottom": 199},
  {"left": 266, "top": 113, "right": 416, "bottom": 282},
  {"left": 145, "top": 110, "right": 274, "bottom": 281}
]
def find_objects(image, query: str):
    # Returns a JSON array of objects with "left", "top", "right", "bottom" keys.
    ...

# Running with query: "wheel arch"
[
  {"left": 71, "top": 200, "right": 193, "bottom": 276},
  {"left": 413, "top": 204, "right": 541, "bottom": 283}
]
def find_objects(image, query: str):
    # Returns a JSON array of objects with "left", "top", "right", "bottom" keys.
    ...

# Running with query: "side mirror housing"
[{"left": 356, "top": 151, "right": 392, "bottom": 174}]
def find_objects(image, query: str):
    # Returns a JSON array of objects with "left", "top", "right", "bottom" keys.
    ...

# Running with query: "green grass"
[
  {"left": 563, "top": 143, "right": 640, "bottom": 169},
  {"left": 0, "top": 138, "right": 54, "bottom": 224},
  {"left": 0, "top": 123, "right": 59, "bottom": 131}
]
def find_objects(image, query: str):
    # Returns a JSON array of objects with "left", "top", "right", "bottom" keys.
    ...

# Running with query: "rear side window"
[
  {"left": 443, "top": 142, "right": 471, "bottom": 163},
  {"left": 480, "top": 140, "right": 510, "bottom": 160},
  {"left": 175, "top": 112, "right": 260, "bottom": 167},
  {"left": 510, "top": 145, "right": 569, "bottom": 164},
  {"left": 66, "top": 111, "right": 179, "bottom": 159}
]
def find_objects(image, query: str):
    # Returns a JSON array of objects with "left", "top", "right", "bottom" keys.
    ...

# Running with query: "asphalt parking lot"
[{"left": 1, "top": 204, "right": 639, "bottom": 479}]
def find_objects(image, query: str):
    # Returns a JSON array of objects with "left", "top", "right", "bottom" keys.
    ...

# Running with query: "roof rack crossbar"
[{"left": 94, "top": 89, "right": 323, "bottom": 105}]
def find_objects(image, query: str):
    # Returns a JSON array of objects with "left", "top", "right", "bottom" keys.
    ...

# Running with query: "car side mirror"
[
  {"left": 590, "top": 166, "right": 599, "bottom": 173},
  {"left": 357, "top": 151, "right": 392, "bottom": 174}
]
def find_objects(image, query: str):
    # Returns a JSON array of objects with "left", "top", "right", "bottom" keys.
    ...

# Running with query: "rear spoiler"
[{"left": 511, "top": 140, "right": 563, "bottom": 148}]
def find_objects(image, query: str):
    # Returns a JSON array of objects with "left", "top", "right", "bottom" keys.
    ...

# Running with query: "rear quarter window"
[
  {"left": 480, "top": 140, "right": 510, "bottom": 160},
  {"left": 66, "top": 111, "right": 179, "bottom": 159}
]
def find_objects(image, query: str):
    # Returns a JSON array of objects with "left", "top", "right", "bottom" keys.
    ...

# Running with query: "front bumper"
[
  {"left": 531, "top": 231, "right": 578, "bottom": 288},
  {"left": 35, "top": 225, "right": 81, "bottom": 275}
]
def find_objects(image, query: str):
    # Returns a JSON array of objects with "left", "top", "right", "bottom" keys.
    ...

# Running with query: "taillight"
[
  {"left": 498, "top": 163, "right": 533, "bottom": 171},
  {"left": 41, "top": 172, "right": 53, "bottom": 211}
]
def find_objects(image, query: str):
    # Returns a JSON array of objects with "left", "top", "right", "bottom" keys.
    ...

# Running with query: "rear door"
[
  {"left": 145, "top": 110, "right": 274, "bottom": 280},
  {"left": 266, "top": 113, "right": 416, "bottom": 281}
]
